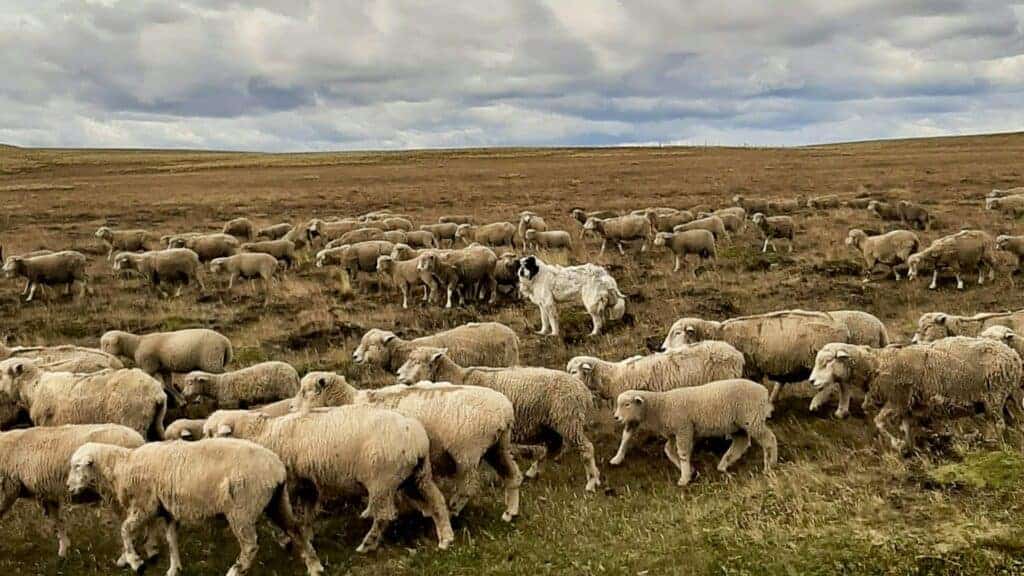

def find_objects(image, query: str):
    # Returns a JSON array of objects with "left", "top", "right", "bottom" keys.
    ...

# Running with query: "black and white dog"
[{"left": 517, "top": 255, "right": 626, "bottom": 337}]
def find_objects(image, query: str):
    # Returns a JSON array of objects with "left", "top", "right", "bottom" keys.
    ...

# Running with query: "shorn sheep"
[
  {"left": 907, "top": 229, "right": 997, "bottom": 290},
  {"left": 204, "top": 406, "right": 454, "bottom": 553},
  {"left": 163, "top": 417, "right": 207, "bottom": 440},
  {"left": 583, "top": 214, "right": 653, "bottom": 255},
  {"left": 222, "top": 217, "right": 255, "bottom": 241},
  {"left": 68, "top": 439, "right": 322, "bottom": 576},
  {"left": 95, "top": 227, "right": 150, "bottom": 260},
  {"left": 210, "top": 253, "right": 279, "bottom": 302},
  {"left": 567, "top": 340, "right": 745, "bottom": 401},
  {"left": 0, "top": 358, "right": 167, "bottom": 439},
  {"left": 376, "top": 254, "right": 435, "bottom": 308},
  {"left": 845, "top": 229, "right": 920, "bottom": 280},
  {"left": 256, "top": 223, "right": 294, "bottom": 241},
  {"left": 0, "top": 340, "right": 123, "bottom": 373},
  {"left": 2, "top": 250, "right": 88, "bottom": 302},
  {"left": 0, "top": 424, "right": 145, "bottom": 557},
  {"left": 241, "top": 239, "right": 298, "bottom": 268},
  {"left": 396, "top": 347, "right": 601, "bottom": 491},
  {"left": 653, "top": 230, "right": 716, "bottom": 276},
  {"left": 751, "top": 213, "right": 794, "bottom": 253},
  {"left": 113, "top": 249, "right": 205, "bottom": 297},
  {"left": 517, "top": 255, "right": 626, "bottom": 337},
  {"left": 524, "top": 229, "right": 572, "bottom": 251},
  {"left": 352, "top": 323, "right": 520, "bottom": 372},
  {"left": 609, "top": 380, "right": 777, "bottom": 486},
  {"left": 913, "top": 310, "right": 1024, "bottom": 342},
  {"left": 167, "top": 233, "right": 240, "bottom": 262},
  {"left": 180, "top": 361, "right": 299, "bottom": 409}
]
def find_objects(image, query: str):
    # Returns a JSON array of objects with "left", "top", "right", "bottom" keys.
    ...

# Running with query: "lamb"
[
  {"left": 751, "top": 213, "right": 794, "bottom": 253},
  {"left": 419, "top": 223, "right": 459, "bottom": 246},
  {"left": 417, "top": 245, "right": 498, "bottom": 308},
  {"left": 222, "top": 217, "right": 255, "bottom": 241},
  {"left": 661, "top": 310, "right": 850, "bottom": 404},
  {"left": 438, "top": 215, "right": 474, "bottom": 225},
  {"left": 256, "top": 223, "right": 294, "bottom": 241},
  {"left": 652, "top": 230, "right": 716, "bottom": 276},
  {"left": 673, "top": 215, "right": 728, "bottom": 242},
  {"left": 2, "top": 250, "right": 88, "bottom": 302},
  {"left": 517, "top": 214, "right": 548, "bottom": 249},
  {"left": 809, "top": 339, "right": 1022, "bottom": 452},
  {"left": 0, "top": 424, "right": 145, "bottom": 557},
  {"left": 209, "top": 253, "right": 279, "bottom": 301},
  {"left": 455, "top": 222, "right": 516, "bottom": 248},
  {"left": 0, "top": 341, "right": 123, "bottom": 373},
  {"left": 396, "top": 347, "right": 601, "bottom": 491},
  {"left": 0, "top": 359, "right": 167, "bottom": 439},
  {"left": 525, "top": 229, "right": 572, "bottom": 251},
  {"left": 167, "top": 233, "right": 240, "bottom": 262},
  {"left": 567, "top": 340, "right": 745, "bottom": 401},
  {"left": 377, "top": 254, "right": 436, "bottom": 308},
  {"left": 68, "top": 438, "right": 322, "bottom": 576},
  {"left": 732, "top": 195, "right": 770, "bottom": 214},
  {"left": 583, "top": 214, "right": 654, "bottom": 255},
  {"left": 845, "top": 228, "right": 920, "bottom": 280},
  {"left": 517, "top": 255, "right": 627, "bottom": 337},
  {"left": 646, "top": 210, "right": 696, "bottom": 232},
  {"left": 180, "top": 361, "right": 299, "bottom": 410},
  {"left": 985, "top": 195, "right": 1024, "bottom": 217},
  {"left": 698, "top": 207, "right": 746, "bottom": 234},
  {"left": 241, "top": 239, "right": 298, "bottom": 268},
  {"left": 113, "top": 249, "right": 205, "bottom": 297},
  {"left": 868, "top": 200, "right": 902, "bottom": 221},
  {"left": 95, "top": 227, "right": 150, "bottom": 260},
  {"left": 100, "top": 328, "right": 233, "bottom": 404},
  {"left": 570, "top": 208, "right": 619, "bottom": 239},
  {"left": 403, "top": 229, "right": 438, "bottom": 249},
  {"left": 913, "top": 310, "right": 1024, "bottom": 342},
  {"left": 352, "top": 323, "right": 520, "bottom": 372},
  {"left": 897, "top": 201, "right": 931, "bottom": 230},
  {"left": 293, "top": 378, "right": 522, "bottom": 522},
  {"left": 204, "top": 406, "right": 453, "bottom": 553},
  {"left": 164, "top": 418, "right": 206, "bottom": 440},
  {"left": 314, "top": 240, "right": 396, "bottom": 286},
  {"left": 806, "top": 195, "right": 841, "bottom": 209},
  {"left": 906, "top": 230, "right": 997, "bottom": 290},
  {"left": 609, "top": 380, "right": 777, "bottom": 486}
]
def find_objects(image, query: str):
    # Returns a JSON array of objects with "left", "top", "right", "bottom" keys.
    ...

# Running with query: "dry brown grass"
[{"left": 3, "top": 133, "right": 1024, "bottom": 575}]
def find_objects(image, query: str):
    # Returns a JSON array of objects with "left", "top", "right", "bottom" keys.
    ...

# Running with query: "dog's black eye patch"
[{"left": 519, "top": 256, "right": 539, "bottom": 279}]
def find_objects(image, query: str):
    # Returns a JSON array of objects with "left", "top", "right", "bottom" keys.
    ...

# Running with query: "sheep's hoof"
[
  {"left": 501, "top": 511, "right": 516, "bottom": 523},
  {"left": 585, "top": 479, "right": 600, "bottom": 492},
  {"left": 355, "top": 544, "right": 371, "bottom": 554},
  {"left": 677, "top": 478, "right": 691, "bottom": 487},
  {"left": 437, "top": 537, "right": 453, "bottom": 550},
  {"left": 833, "top": 410, "right": 849, "bottom": 420},
  {"left": 535, "top": 330, "right": 547, "bottom": 335},
  {"left": 609, "top": 456, "right": 624, "bottom": 466}
]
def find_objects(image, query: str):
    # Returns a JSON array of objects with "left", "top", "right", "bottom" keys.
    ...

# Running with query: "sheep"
[
  {"left": 845, "top": 228, "right": 920, "bottom": 280},
  {"left": 517, "top": 214, "right": 548, "bottom": 249},
  {"left": 673, "top": 215, "right": 728, "bottom": 242},
  {"left": 417, "top": 245, "right": 498, "bottom": 308},
  {"left": 0, "top": 341, "right": 123, "bottom": 373},
  {"left": 223, "top": 217, "right": 255, "bottom": 241},
  {"left": 661, "top": 310, "right": 851, "bottom": 404},
  {"left": 809, "top": 339, "right": 1023, "bottom": 452},
  {"left": 455, "top": 222, "right": 516, "bottom": 248},
  {"left": 0, "top": 247, "right": 52, "bottom": 296},
  {"left": 698, "top": 207, "right": 746, "bottom": 234},
  {"left": 352, "top": 323, "right": 520, "bottom": 372},
  {"left": 913, "top": 310, "right": 1024, "bottom": 343},
  {"left": 806, "top": 195, "right": 841, "bottom": 210},
  {"left": 164, "top": 418, "right": 206, "bottom": 440},
  {"left": 210, "top": 253, "right": 279, "bottom": 302},
  {"left": 314, "top": 240, "right": 396, "bottom": 287},
  {"left": 567, "top": 340, "right": 745, "bottom": 401},
  {"left": 68, "top": 438, "right": 322, "bottom": 576},
  {"left": 652, "top": 230, "right": 716, "bottom": 276},
  {"left": 646, "top": 210, "right": 696, "bottom": 233},
  {"left": 160, "top": 232, "right": 203, "bottom": 247},
  {"left": 94, "top": 227, "right": 150, "bottom": 260},
  {"left": 493, "top": 252, "right": 521, "bottom": 298},
  {"left": 845, "top": 197, "right": 874, "bottom": 209},
  {"left": 304, "top": 218, "right": 362, "bottom": 247},
  {"left": 378, "top": 217, "right": 414, "bottom": 232},
  {"left": 100, "top": 328, "right": 233, "bottom": 405},
  {"left": 732, "top": 195, "right": 770, "bottom": 214},
  {"left": 990, "top": 187, "right": 1024, "bottom": 199},
  {"left": 906, "top": 229, "right": 997, "bottom": 290},
  {"left": 113, "top": 249, "right": 205, "bottom": 297},
  {"left": 377, "top": 254, "right": 436, "bottom": 308},
  {"left": 0, "top": 359, "right": 167, "bottom": 439},
  {"left": 396, "top": 347, "right": 601, "bottom": 491},
  {"left": 985, "top": 195, "right": 1024, "bottom": 217},
  {"left": 525, "top": 229, "right": 572, "bottom": 251},
  {"left": 751, "top": 213, "right": 794, "bottom": 253},
  {"left": 419, "top": 223, "right": 459, "bottom": 246},
  {"left": 335, "top": 227, "right": 385, "bottom": 246},
  {"left": 769, "top": 197, "right": 803, "bottom": 214},
  {"left": 241, "top": 239, "right": 298, "bottom": 268},
  {"left": 570, "top": 208, "right": 619, "bottom": 239},
  {"left": 167, "top": 233, "right": 239, "bottom": 262},
  {"left": 897, "top": 201, "right": 930, "bottom": 230},
  {"left": 583, "top": 214, "right": 654, "bottom": 255},
  {"left": 294, "top": 378, "right": 522, "bottom": 522},
  {"left": 868, "top": 200, "right": 902, "bottom": 221},
  {"left": 0, "top": 424, "right": 145, "bottom": 558},
  {"left": 180, "top": 361, "right": 299, "bottom": 410},
  {"left": 806, "top": 310, "right": 889, "bottom": 418},
  {"left": 2, "top": 250, "right": 88, "bottom": 302},
  {"left": 632, "top": 207, "right": 680, "bottom": 218},
  {"left": 438, "top": 215, "right": 473, "bottom": 225},
  {"left": 256, "top": 223, "right": 294, "bottom": 241},
  {"left": 204, "top": 406, "right": 454, "bottom": 553},
  {"left": 403, "top": 229, "right": 438, "bottom": 249},
  {"left": 609, "top": 380, "right": 777, "bottom": 486}
]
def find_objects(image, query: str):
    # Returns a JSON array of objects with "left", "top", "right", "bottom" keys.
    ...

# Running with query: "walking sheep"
[
  {"left": 241, "top": 239, "right": 298, "bottom": 268},
  {"left": 524, "top": 229, "right": 572, "bottom": 251},
  {"left": 0, "top": 341, "right": 123, "bottom": 373},
  {"left": 672, "top": 215, "right": 728, "bottom": 242},
  {"left": 845, "top": 229, "right": 920, "bottom": 280},
  {"left": 906, "top": 230, "right": 997, "bottom": 290},
  {"left": 652, "top": 230, "right": 717, "bottom": 276},
  {"left": 751, "top": 213, "right": 794, "bottom": 253},
  {"left": 868, "top": 200, "right": 902, "bottom": 221},
  {"left": 806, "top": 310, "right": 890, "bottom": 417},
  {"left": 2, "top": 250, "right": 88, "bottom": 302},
  {"left": 353, "top": 323, "right": 519, "bottom": 372},
  {"left": 986, "top": 195, "right": 1024, "bottom": 217},
  {"left": 455, "top": 222, "right": 516, "bottom": 248},
  {"left": 913, "top": 310, "right": 1024, "bottom": 342},
  {"left": 95, "top": 227, "right": 150, "bottom": 260},
  {"left": 256, "top": 223, "right": 294, "bottom": 241},
  {"left": 167, "top": 233, "right": 240, "bottom": 262},
  {"left": 210, "top": 253, "right": 279, "bottom": 302},
  {"left": 180, "top": 361, "right": 299, "bottom": 410},
  {"left": 377, "top": 254, "right": 436, "bottom": 308},
  {"left": 583, "top": 214, "right": 654, "bottom": 255},
  {"left": 897, "top": 201, "right": 930, "bottom": 230},
  {"left": 113, "top": 249, "right": 205, "bottom": 297}
]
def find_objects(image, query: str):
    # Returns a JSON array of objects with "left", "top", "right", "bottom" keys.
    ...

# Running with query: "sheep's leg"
[
  {"left": 119, "top": 507, "right": 149, "bottom": 571},
  {"left": 165, "top": 521, "right": 182, "bottom": 576},
  {"left": 955, "top": 274, "right": 964, "bottom": 290},
  {"left": 483, "top": 431, "right": 522, "bottom": 522},
  {"left": 874, "top": 404, "right": 903, "bottom": 452},
  {"left": 400, "top": 284, "right": 409, "bottom": 309},
  {"left": 445, "top": 284, "right": 454, "bottom": 309},
  {"left": 767, "top": 379, "right": 783, "bottom": 405},
  {"left": 673, "top": 255, "right": 681, "bottom": 272},
  {"left": 978, "top": 268, "right": 986, "bottom": 285},
  {"left": 264, "top": 489, "right": 323, "bottom": 576},
  {"left": 674, "top": 427, "right": 695, "bottom": 487},
  {"left": 787, "top": 239, "right": 793, "bottom": 253},
  {"left": 25, "top": 282, "right": 37, "bottom": 302},
  {"left": 40, "top": 501, "right": 69, "bottom": 558},
  {"left": 749, "top": 425, "right": 778, "bottom": 474},
  {"left": 663, "top": 439, "right": 680, "bottom": 468},
  {"left": 599, "top": 239, "right": 607, "bottom": 255},
  {"left": 929, "top": 270, "right": 939, "bottom": 290},
  {"left": 770, "top": 240, "right": 778, "bottom": 253},
  {"left": 575, "top": 434, "right": 601, "bottom": 491},
  {"left": 20, "top": 279, "right": 29, "bottom": 296},
  {"left": 356, "top": 487, "right": 398, "bottom": 553},
  {"left": 717, "top": 434, "right": 751, "bottom": 473},
  {"left": 835, "top": 384, "right": 852, "bottom": 419},
  {"left": 448, "top": 459, "right": 479, "bottom": 517},
  {"left": 412, "top": 462, "right": 454, "bottom": 550},
  {"left": 898, "top": 417, "right": 916, "bottom": 454},
  {"left": 609, "top": 426, "right": 634, "bottom": 466},
  {"left": 225, "top": 516, "right": 259, "bottom": 576},
  {"left": 761, "top": 238, "right": 769, "bottom": 253},
  {"left": 616, "top": 241, "right": 625, "bottom": 255},
  {"left": 518, "top": 445, "right": 548, "bottom": 479},
  {"left": 808, "top": 384, "right": 835, "bottom": 413}
]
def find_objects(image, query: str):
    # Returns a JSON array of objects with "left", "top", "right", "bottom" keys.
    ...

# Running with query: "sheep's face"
[
  {"left": 292, "top": 372, "right": 345, "bottom": 411},
  {"left": 395, "top": 347, "right": 446, "bottom": 385},
  {"left": 566, "top": 358, "right": 595, "bottom": 389},
  {"left": 914, "top": 313, "right": 952, "bottom": 343},
  {"left": 167, "top": 238, "right": 187, "bottom": 249},
  {"left": 661, "top": 321, "right": 701, "bottom": 352},
  {"left": 906, "top": 253, "right": 922, "bottom": 280},
  {"left": 209, "top": 259, "right": 226, "bottom": 275},
  {"left": 582, "top": 218, "right": 598, "bottom": 231},
  {"left": 845, "top": 230, "right": 866, "bottom": 249},
  {"left": 95, "top": 228, "right": 110, "bottom": 240},
  {"left": 99, "top": 333, "right": 124, "bottom": 357},
  {"left": 376, "top": 256, "right": 393, "bottom": 272},
  {"left": 613, "top": 393, "right": 646, "bottom": 429},
  {"left": 1, "top": 258, "right": 20, "bottom": 277},
  {"left": 67, "top": 447, "right": 102, "bottom": 502},
  {"left": 112, "top": 254, "right": 131, "bottom": 271},
  {"left": 996, "top": 236, "right": 1011, "bottom": 250},
  {"left": 809, "top": 346, "right": 853, "bottom": 390},
  {"left": 0, "top": 358, "right": 30, "bottom": 396},
  {"left": 353, "top": 331, "right": 394, "bottom": 366},
  {"left": 653, "top": 233, "right": 671, "bottom": 247},
  {"left": 454, "top": 225, "right": 473, "bottom": 244},
  {"left": 180, "top": 373, "right": 211, "bottom": 401},
  {"left": 751, "top": 213, "right": 765, "bottom": 226},
  {"left": 986, "top": 198, "right": 999, "bottom": 210}
]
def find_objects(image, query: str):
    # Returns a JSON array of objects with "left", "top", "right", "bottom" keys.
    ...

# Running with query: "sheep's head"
[
  {"left": 905, "top": 252, "right": 925, "bottom": 281},
  {"left": 732, "top": 195, "right": 743, "bottom": 205},
  {"left": 986, "top": 198, "right": 1000, "bottom": 210},
  {"left": 980, "top": 325, "right": 1019, "bottom": 349},
  {"left": 845, "top": 229, "right": 867, "bottom": 249},
  {"left": 376, "top": 255, "right": 394, "bottom": 273},
  {"left": 391, "top": 243, "right": 414, "bottom": 260},
  {"left": 751, "top": 213, "right": 766, "bottom": 226},
  {"left": 913, "top": 312, "right": 953, "bottom": 343},
  {"left": 203, "top": 410, "right": 264, "bottom": 439},
  {"left": 209, "top": 258, "right": 227, "bottom": 275},
  {"left": 809, "top": 344, "right": 856, "bottom": 390},
  {"left": 454, "top": 224, "right": 474, "bottom": 244},
  {"left": 416, "top": 253, "right": 438, "bottom": 273},
  {"left": 99, "top": 331, "right": 128, "bottom": 357},
  {"left": 653, "top": 232, "right": 672, "bottom": 247},
  {"left": 353, "top": 329, "right": 397, "bottom": 366},
  {"left": 566, "top": 357, "right": 597, "bottom": 390},
  {"left": 570, "top": 208, "right": 587, "bottom": 223},
  {"left": 582, "top": 217, "right": 600, "bottom": 231},
  {"left": 167, "top": 237, "right": 188, "bottom": 249},
  {"left": 396, "top": 347, "right": 447, "bottom": 385},
  {"left": 613, "top": 392, "right": 647, "bottom": 429},
  {"left": 292, "top": 371, "right": 356, "bottom": 412},
  {"left": 996, "top": 235, "right": 1012, "bottom": 250},
  {"left": 180, "top": 372, "right": 213, "bottom": 401},
  {"left": 0, "top": 358, "right": 34, "bottom": 397},
  {"left": 1, "top": 256, "right": 21, "bottom": 277},
  {"left": 95, "top": 227, "right": 112, "bottom": 240},
  {"left": 112, "top": 253, "right": 136, "bottom": 272},
  {"left": 67, "top": 443, "right": 108, "bottom": 502},
  {"left": 661, "top": 318, "right": 713, "bottom": 351}
]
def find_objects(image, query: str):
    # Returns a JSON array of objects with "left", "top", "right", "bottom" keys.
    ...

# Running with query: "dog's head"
[{"left": 518, "top": 255, "right": 541, "bottom": 280}]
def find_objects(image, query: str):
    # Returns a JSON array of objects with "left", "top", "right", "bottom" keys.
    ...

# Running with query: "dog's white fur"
[{"left": 517, "top": 256, "right": 626, "bottom": 337}]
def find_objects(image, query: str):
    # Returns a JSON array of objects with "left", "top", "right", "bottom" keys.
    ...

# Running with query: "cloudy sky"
[{"left": 1, "top": 0, "right": 1023, "bottom": 151}]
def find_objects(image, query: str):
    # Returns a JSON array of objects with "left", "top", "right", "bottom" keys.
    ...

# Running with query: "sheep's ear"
[
  {"left": 431, "top": 349, "right": 447, "bottom": 363},
  {"left": 382, "top": 333, "right": 396, "bottom": 344},
  {"left": 835, "top": 349, "right": 850, "bottom": 360},
  {"left": 216, "top": 424, "right": 233, "bottom": 437},
  {"left": 935, "top": 314, "right": 947, "bottom": 325},
  {"left": 179, "top": 429, "right": 192, "bottom": 439},
  {"left": 6, "top": 361, "right": 24, "bottom": 377},
  {"left": 316, "top": 376, "right": 328, "bottom": 391},
  {"left": 632, "top": 395, "right": 644, "bottom": 405}
]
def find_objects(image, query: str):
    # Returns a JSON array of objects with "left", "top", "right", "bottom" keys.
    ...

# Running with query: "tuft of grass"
[{"left": 927, "top": 450, "right": 1024, "bottom": 490}]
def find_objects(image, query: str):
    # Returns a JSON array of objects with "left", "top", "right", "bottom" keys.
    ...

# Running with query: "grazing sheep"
[
  {"left": 845, "top": 197, "right": 874, "bottom": 209},
  {"left": 0, "top": 341, "right": 123, "bottom": 373},
  {"left": 352, "top": 323, "right": 520, "bottom": 372},
  {"left": 0, "top": 424, "right": 145, "bottom": 557},
  {"left": 241, "top": 239, "right": 298, "bottom": 268},
  {"left": 570, "top": 208, "right": 619, "bottom": 239},
  {"left": 438, "top": 215, "right": 473, "bottom": 225},
  {"left": 210, "top": 253, "right": 279, "bottom": 302},
  {"left": 180, "top": 361, "right": 299, "bottom": 410},
  {"left": 223, "top": 217, "right": 255, "bottom": 241},
  {"left": 315, "top": 240, "right": 396, "bottom": 287},
  {"left": 768, "top": 197, "right": 803, "bottom": 214},
  {"left": 809, "top": 339, "right": 1023, "bottom": 452},
  {"left": 907, "top": 230, "right": 997, "bottom": 290},
  {"left": 646, "top": 210, "right": 695, "bottom": 232},
  {"left": 417, "top": 245, "right": 498, "bottom": 308},
  {"left": 205, "top": 406, "right": 453, "bottom": 553},
  {"left": 698, "top": 207, "right": 746, "bottom": 234},
  {"left": 751, "top": 213, "right": 794, "bottom": 253},
  {"left": 567, "top": 340, "right": 745, "bottom": 401},
  {"left": 662, "top": 310, "right": 850, "bottom": 404},
  {"left": 609, "top": 380, "right": 777, "bottom": 485},
  {"left": 403, "top": 230, "right": 438, "bottom": 249},
  {"left": 304, "top": 218, "right": 361, "bottom": 247},
  {"left": 420, "top": 223, "right": 459, "bottom": 246},
  {"left": 396, "top": 347, "right": 601, "bottom": 491},
  {"left": 732, "top": 195, "right": 771, "bottom": 214},
  {"left": 990, "top": 187, "right": 1024, "bottom": 199},
  {"left": 653, "top": 230, "right": 716, "bottom": 276},
  {"left": 113, "top": 249, "right": 205, "bottom": 297},
  {"left": 256, "top": 223, "right": 294, "bottom": 241},
  {"left": 377, "top": 254, "right": 436, "bottom": 308},
  {"left": 986, "top": 195, "right": 1024, "bottom": 217},
  {"left": 95, "top": 227, "right": 150, "bottom": 260},
  {"left": 673, "top": 215, "right": 728, "bottom": 242},
  {"left": 2, "top": 250, "right": 88, "bottom": 302},
  {"left": 868, "top": 200, "right": 902, "bottom": 221},
  {"left": 525, "top": 229, "right": 572, "bottom": 251},
  {"left": 806, "top": 310, "right": 889, "bottom": 418},
  {"left": 167, "top": 233, "right": 239, "bottom": 262},
  {"left": 583, "top": 214, "right": 654, "bottom": 255},
  {"left": 807, "top": 195, "right": 841, "bottom": 210},
  {"left": 164, "top": 418, "right": 206, "bottom": 440},
  {"left": 100, "top": 328, "right": 233, "bottom": 405},
  {"left": 455, "top": 222, "right": 516, "bottom": 248},
  {"left": 845, "top": 229, "right": 920, "bottom": 280},
  {"left": 518, "top": 255, "right": 626, "bottom": 337},
  {"left": 913, "top": 310, "right": 1024, "bottom": 342},
  {"left": 0, "top": 359, "right": 166, "bottom": 439},
  {"left": 897, "top": 201, "right": 930, "bottom": 230},
  {"left": 68, "top": 439, "right": 322, "bottom": 576}
]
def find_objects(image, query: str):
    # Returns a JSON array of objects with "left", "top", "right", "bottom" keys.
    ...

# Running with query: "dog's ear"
[{"left": 519, "top": 256, "right": 539, "bottom": 279}]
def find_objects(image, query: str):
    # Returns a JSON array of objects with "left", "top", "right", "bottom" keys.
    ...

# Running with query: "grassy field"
[{"left": 3, "top": 133, "right": 1024, "bottom": 575}]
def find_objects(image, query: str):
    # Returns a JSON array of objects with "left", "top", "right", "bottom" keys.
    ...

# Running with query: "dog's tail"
[{"left": 605, "top": 287, "right": 627, "bottom": 321}]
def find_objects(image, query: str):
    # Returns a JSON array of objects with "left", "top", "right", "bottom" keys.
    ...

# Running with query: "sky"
[{"left": 1, "top": 0, "right": 1023, "bottom": 151}]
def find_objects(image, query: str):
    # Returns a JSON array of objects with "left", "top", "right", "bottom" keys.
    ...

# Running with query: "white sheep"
[
  {"left": 95, "top": 227, "right": 151, "bottom": 260},
  {"left": 377, "top": 254, "right": 435, "bottom": 308},
  {"left": 396, "top": 347, "right": 601, "bottom": 491},
  {"left": 646, "top": 210, "right": 695, "bottom": 232},
  {"left": 2, "top": 250, "right": 88, "bottom": 302},
  {"left": 180, "top": 361, "right": 299, "bottom": 410},
  {"left": 455, "top": 222, "right": 516, "bottom": 247},
  {"left": 256, "top": 223, "right": 294, "bottom": 241},
  {"left": 652, "top": 230, "right": 716, "bottom": 276},
  {"left": 222, "top": 217, "right": 255, "bottom": 241},
  {"left": 240, "top": 239, "right": 298, "bottom": 268},
  {"left": 524, "top": 229, "right": 572, "bottom": 251},
  {"left": 113, "top": 249, "right": 205, "bottom": 297},
  {"left": 913, "top": 310, "right": 1024, "bottom": 342},
  {"left": 906, "top": 230, "right": 997, "bottom": 290},
  {"left": 0, "top": 340, "right": 123, "bottom": 373},
  {"left": 167, "top": 233, "right": 239, "bottom": 262},
  {"left": 583, "top": 214, "right": 654, "bottom": 254},
  {"left": 751, "top": 213, "right": 794, "bottom": 253},
  {"left": 845, "top": 229, "right": 920, "bottom": 280},
  {"left": 672, "top": 215, "right": 728, "bottom": 242},
  {"left": 985, "top": 194, "right": 1024, "bottom": 217},
  {"left": 210, "top": 253, "right": 279, "bottom": 303},
  {"left": 163, "top": 418, "right": 207, "bottom": 440},
  {"left": 609, "top": 380, "right": 777, "bottom": 485},
  {"left": 352, "top": 323, "right": 520, "bottom": 372},
  {"left": 806, "top": 195, "right": 841, "bottom": 209},
  {"left": 419, "top": 223, "right": 459, "bottom": 246}
]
